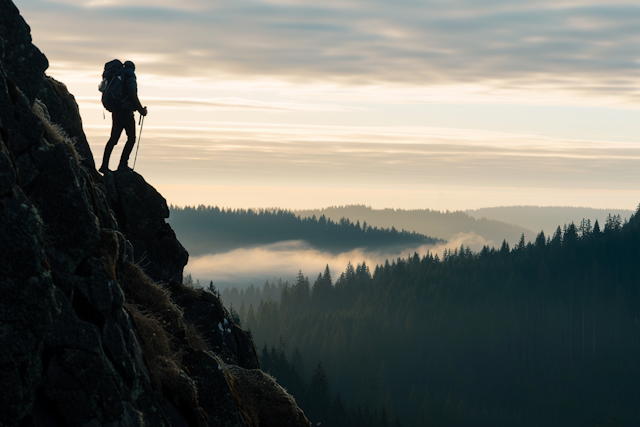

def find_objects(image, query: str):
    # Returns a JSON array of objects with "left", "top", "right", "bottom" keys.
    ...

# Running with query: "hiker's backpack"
[{"left": 99, "top": 59, "right": 129, "bottom": 112}]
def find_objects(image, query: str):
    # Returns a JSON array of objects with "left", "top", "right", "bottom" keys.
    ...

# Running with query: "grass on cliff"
[
  {"left": 118, "top": 260, "right": 308, "bottom": 427},
  {"left": 32, "top": 98, "right": 80, "bottom": 164},
  {"left": 119, "top": 262, "right": 209, "bottom": 425}
]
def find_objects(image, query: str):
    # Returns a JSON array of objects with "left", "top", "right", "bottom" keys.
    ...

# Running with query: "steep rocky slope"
[{"left": 0, "top": 1, "right": 310, "bottom": 426}]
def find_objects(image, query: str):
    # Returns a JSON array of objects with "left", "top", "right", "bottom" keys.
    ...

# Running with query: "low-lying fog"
[{"left": 184, "top": 232, "right": 491, "bottom": 289}]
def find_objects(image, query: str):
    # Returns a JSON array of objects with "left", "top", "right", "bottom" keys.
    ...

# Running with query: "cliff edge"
[{"left": 0, "top": 1, "right": 310, "bottom": 426}]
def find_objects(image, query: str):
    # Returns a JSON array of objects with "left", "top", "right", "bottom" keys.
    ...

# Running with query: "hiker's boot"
[
  {"left": 117, "top": 163, "right": 132, "bottom": 172},
  {"left": 100, "top": 142, "right": 115, "bottom": 174},
  {"left": 119, "top": 137, "right": 135, "bottom": 169}
]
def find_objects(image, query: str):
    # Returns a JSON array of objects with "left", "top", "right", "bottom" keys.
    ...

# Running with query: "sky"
[{"left": 17, "top": 0, "right": 640, "bottom": 211}]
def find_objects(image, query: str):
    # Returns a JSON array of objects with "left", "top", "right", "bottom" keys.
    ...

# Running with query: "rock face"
[
  {"left": 38, "top": 75, "right": 96, "bottom": 170},
  {"left": 165, "top": 281, "right": 260, "bottom": 370},
  {"left": 0, "top": 1, "right": 310, "bottom": 426},
  {"left": 104, "top": 171, "right": 189, "bottom": 284}
]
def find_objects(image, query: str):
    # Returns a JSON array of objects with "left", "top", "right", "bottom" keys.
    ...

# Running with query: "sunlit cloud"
[{"left": 40, "top": 0, "right": 207, "bottom": 10}]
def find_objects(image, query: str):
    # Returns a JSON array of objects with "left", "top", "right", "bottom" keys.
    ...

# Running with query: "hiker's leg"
[
  {"left": 118, "top": 113, "right": 137, "bottom": 169},
  {"left": 101, "top": 113, "right": 126, "bottom": 170}
]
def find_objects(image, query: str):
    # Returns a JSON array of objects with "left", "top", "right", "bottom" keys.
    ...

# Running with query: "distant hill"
[
  {"left": 295, "top": 205, "right": 534, "bottom": 247},
  {"left": 466, "top": 205, "right": 635, "bottom": 236},
  {"left": 168, "top": 206, "right": 443, "bottom": 256}
]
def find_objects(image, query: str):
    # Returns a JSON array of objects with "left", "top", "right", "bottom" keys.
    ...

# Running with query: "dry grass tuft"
[
  {"left": 119, "top": 262, "right": 210, "bottom": 386},
  {"left": 119, "top": 262, "right": 183, "bottom": 326},
  {"left": 218, "top": 363, "right": 256, "bottom": 427},
  {"left": 125, "top": 304, "right": 205, "bottom": 426},
  {"left": 46, "top": 75, "right": 72, "bottom": 102},
  {"left": 32, "top": 99, "right": 81, "bottom": 164},
  {"left": 167, "top": 280, "right": 232, "bottom": 321},
  {"left": 119, "top": 262, "right": 210, "bottom": 353},
  {"left": 226, "top": 365, "right": 311, "bottom": 427},
  {"left": 128, "top": 307, "right": 173, "bottom": 375},
  {"left": 185, "top": 320, "right": 209, "bottom": 353},
  {"left": 122, "top": 265, "right": 210, "bottom": 425}
]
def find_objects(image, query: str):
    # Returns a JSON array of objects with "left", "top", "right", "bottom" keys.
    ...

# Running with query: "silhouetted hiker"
[{"left": 99, "top": 60, "right": 147, "bottom": 173}]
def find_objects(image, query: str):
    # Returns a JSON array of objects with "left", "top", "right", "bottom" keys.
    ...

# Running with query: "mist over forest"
[
  {"left": 168, "top": 205, "right": 441, "bottom": 256},
  {"left": 169, "top": 205, "right": 503, "bottom": 288},
  {"left": 217, "top": 209, "right": 640, "bottom": 427},
  {"left": 183, "top": 235, "right": 484, "bottom": 290},
  {"left": 172, "top": 204, "right": 637, "bottom": 290},
  {"left": 169, "top": 202, "right": 640, "bottom": 426}
]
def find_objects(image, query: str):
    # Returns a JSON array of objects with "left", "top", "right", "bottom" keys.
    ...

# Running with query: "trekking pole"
[{"left": 133, "top": 109, "right": 146, "bottom": 171}]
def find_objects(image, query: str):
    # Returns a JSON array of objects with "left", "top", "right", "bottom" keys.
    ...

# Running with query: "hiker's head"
[{"left": 124, "top": 61, "right": 136, "bottom": 71}]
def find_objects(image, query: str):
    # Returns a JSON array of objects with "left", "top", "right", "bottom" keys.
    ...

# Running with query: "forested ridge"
[
  {"left": 225, "top": 211, "right": 640, "bottom": 427},
  {"left": 295, "top": 204, "right": 535, "bottom": 246},
  {"left": 169, "top": 205, "right": 442, "bottom": 255},
  {"left": 466, "top": 205, "right": 634, "bottom": 238}
]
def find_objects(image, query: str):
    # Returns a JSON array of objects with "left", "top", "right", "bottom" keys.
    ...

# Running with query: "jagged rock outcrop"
[
  {"left": 0, "top": 1, "right": 310, "bottom": 426},
  {"left": 165, "top": 281, "right": 260, "bottom": 370},
  {"left": 0, "top": 0, "right": 47, "bottom": 104},
  {"left": 104, "top": 171, "right": 189, "bottom": 284}
]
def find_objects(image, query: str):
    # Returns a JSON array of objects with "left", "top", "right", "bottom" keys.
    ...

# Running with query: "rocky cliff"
[{"left": 0, "top": 1, "right": 310, "bottom": 426}]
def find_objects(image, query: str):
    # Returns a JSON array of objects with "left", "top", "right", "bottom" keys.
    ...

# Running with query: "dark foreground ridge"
[{"left": 0, "top": 1, "right": 310, "bottom": 426}]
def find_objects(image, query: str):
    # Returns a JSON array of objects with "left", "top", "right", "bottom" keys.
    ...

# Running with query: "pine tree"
[
  {"left": 312, "top": 265, "right": 333, "bottom": 310},
  {"left": 380, "top": 408, "right": 390, "bottom": 427},
  {"left": 184, "top": 273, "right": 194, "bottom": 287},
  {"left": 309, "top": 363, "right": 331, "bottom": 425}
]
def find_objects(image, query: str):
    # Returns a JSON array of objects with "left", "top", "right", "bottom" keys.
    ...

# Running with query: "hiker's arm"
[{"left": 126, "top": 76, "right": 144, "bottom": 112}]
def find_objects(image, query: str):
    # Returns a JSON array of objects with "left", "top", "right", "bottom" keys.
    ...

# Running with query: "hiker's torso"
[{"left": 120, "top": 69, "right": 141, "bottom": 112}]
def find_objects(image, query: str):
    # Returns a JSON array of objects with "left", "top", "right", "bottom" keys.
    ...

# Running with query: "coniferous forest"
[
  {"left": 222, "top": 211, "right": 640, "bottom": 427},
  {"left": 169, "top": 205, "right": 442, "bottom": 255}
]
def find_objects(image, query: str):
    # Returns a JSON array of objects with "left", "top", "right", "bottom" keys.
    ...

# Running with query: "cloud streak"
[
  {"left": 76, "top": 96, "right": 352, "bottom": 112},
  {"left": 80, "top": 120, "right": 640, "bottom": 210},
  {"left": 83, "top": 121, "right": 640, "bottom": 191},
  {"left": 21, "top": 0, "right": 640, "bottom": 105}
]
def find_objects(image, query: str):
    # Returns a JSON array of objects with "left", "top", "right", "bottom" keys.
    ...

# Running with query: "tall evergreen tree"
[{"left": 309, "top": 363, "right": 331, "bottom": 425}]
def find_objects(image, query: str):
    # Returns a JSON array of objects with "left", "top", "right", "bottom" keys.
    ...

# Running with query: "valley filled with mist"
[
  {"left": 170, "top": 202, "right": 640, "bottom": 426},
  {"left": 170, "top": 204, "right": 633, "bottom": 289}
]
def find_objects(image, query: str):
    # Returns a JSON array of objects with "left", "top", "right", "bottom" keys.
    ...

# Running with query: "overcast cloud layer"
[{"left": 21, "top": 0, "right": 640, "bottom": 104}]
